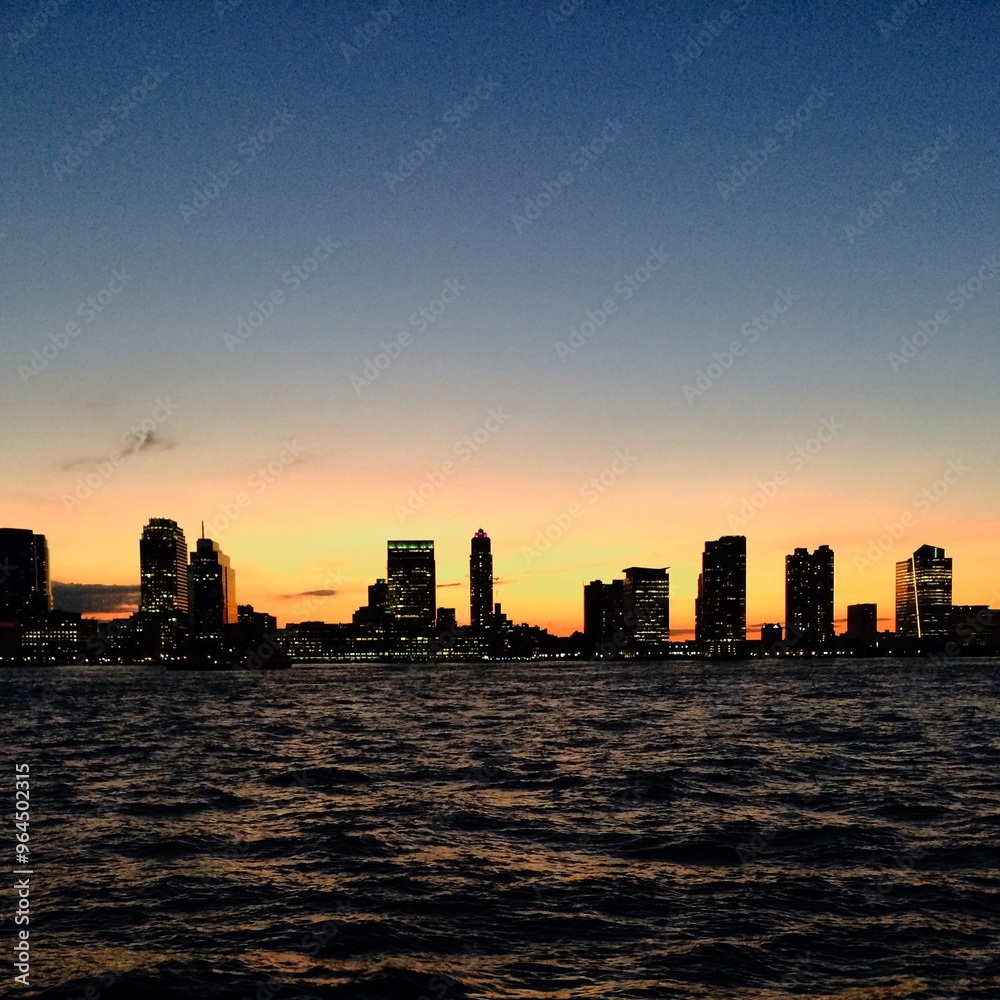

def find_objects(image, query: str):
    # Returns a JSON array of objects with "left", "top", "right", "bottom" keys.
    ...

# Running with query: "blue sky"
[{"left": 2, "top": 1, "right": 998, "bottom": 631}]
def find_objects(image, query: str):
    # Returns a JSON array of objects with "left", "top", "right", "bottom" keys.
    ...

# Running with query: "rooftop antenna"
[{"left": 201, "top": 519, "right": 205, "bottom": 539}]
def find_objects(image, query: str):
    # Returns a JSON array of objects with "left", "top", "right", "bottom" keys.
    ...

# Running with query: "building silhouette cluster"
[{"left": 0, "top": 521, "right": 998, "bottom": 666}]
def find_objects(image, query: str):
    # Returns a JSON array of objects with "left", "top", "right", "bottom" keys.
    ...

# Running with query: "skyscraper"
[
  {"left": 846, "top": 603, "right": 878, "bottom": 646},
  {"left": 470, "top": 528, "right": 493, "bottom": 628},
  {"left": 785, "top": 545, "right": 835, "bottom": 650},
  {"left": 584, "top": 579, "right": 625, "bottom": 647},
  {"left": 0, "top": 528, "right": 52, "bottom": 621},
  {"left": 188, "top": 536, "right": 237, "bottom": 635},
  {"left": 896, "top": 544, "right": 952, "bottom": 637},
  {"left": 387, "top": 540, "right": 436, "bottom": 625},
  {"left": 695, "top": 535, "right": 746, "bottom": 646},
  {"left": 622, "top": 567, "right": 670, "bottom": 648},
  {"left": 139, "top": 518, "right": 189, "bottom": 615}
]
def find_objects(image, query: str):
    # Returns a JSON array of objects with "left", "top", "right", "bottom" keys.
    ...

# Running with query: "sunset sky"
[{"left": 3, "top": 3, "right": 999, "bottom": 635}]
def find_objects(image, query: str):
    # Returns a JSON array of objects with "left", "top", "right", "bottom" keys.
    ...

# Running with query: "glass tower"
[
  {"left": 188, "top": 537, "right": 237, "bottom": 635},
  {"left": 896, "top": 544, "right": 952, "bottom": 637}
]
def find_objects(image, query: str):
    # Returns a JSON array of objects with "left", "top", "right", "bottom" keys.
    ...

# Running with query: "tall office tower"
[
  {"left": 846, "top": 603, "right": 878, "bottom": 646},
  {"left": 0, "top": 528, "right": 52, "bottom": 621},
  {"left": 188, "top": 536, "right": 237, "bottom": 635},
  {"left": 623, "top": 567, "right": 670, "bottom": 646},
  {"left": 583, "top": 579, "right": 625, "bottom": 644},
  {"left": 896, "top": 544, "right": 952, "bottom": 637},
  {"left": 470, "top": 529, "right": 493, "bottom": 628},
  {"left": 139, "top": 518, "right": 189, "bottom": 615},
  {"left": 387, "top": 540, "right": 436, "bottom": 625},
  {"left": 785, "top": 545, "right": 835, "bottom": 650},
  {"left": 695, "top": 535, "right": 746, "bottom": 644}
]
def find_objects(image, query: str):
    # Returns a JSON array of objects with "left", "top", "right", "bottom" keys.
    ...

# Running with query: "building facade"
[
  {"left": 139, "top": 518, "right": 189, "bottom": 615},
  {"left": 583, "top": 579, "right": 625, "bottom": 650},
  {"left": 188, "top": 537, "right": 237, "bottom": 635},
  {"left": 695, "top": 535, "right": 746, "bottom": 646},
  {"left": 0, "top": 528, "right": 52, "bottom": 621},
  {"left": 896, "top": 544, "right": 952, "bottom": 637},
  {"left": 846, "top": 603, "right": 878, "bottom": 646},
  {"left": 622, "top": 567, "right": 670, "bottom": 649},
  {"left": 785, "top": 545, "right": 835, "bottom": 650},
  {"left": 387, "top": 540, "right": 436, "bottom": 626},
  {"left": 470, "top": 529, "right": 493, "bottom": 628}
]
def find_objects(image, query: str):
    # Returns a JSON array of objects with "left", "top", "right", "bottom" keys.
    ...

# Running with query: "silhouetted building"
[
  {"left": 353, "top": 579, "right": 393, "bottom": 625},
  {"left": 21, "top": 610, "right": 85, "bottom": 665},
  {"left": 470, "top": 528, "right": 493, "bottom": 628},
  {"left": 238, "top": 604, "right": 276, "bottom": 631},
  {"left": 785, "top": 545, "right": 834, "bottom": 650},
  {"left": 0, "top": 528, "right": 52, "bottom": 621},
  {"left": 949, "top": 605, "right": 996, "bottom": 648},
  {"left": 846, "top": 603, "right": 878, "bottom": 646},
  {"left": 696, "top": 535, "right": 746, "bottom": 646},
  {"left": 188, "top": 536, "right": 237, "bottom": 635},
  {"left": 896, "top": 544, "right": 952, "bottom": 637},
  {"left": 584, "top": 579, "right": 625, "bottom": 649},
  {"left": 437, "top": 607, "right": 457, "bottom": 633},
  {"left": 623, "top": 567, "right": 670, "bottom": 649},
  {"left": 139, "top": 518, "right": 189, "bottom": 615},
  {"left": 761, "top": 623, "right": 782, "bottom": 649},
  {"left": 387, "top": 540, "right": 435, "bottom": 625}
]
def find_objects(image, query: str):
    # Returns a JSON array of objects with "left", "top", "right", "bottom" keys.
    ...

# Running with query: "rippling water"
[{"left": 5, "top": 658, "right": 1000, "bottom": 999}]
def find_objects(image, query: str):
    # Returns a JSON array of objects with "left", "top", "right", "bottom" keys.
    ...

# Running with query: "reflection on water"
[{"left": 5, "top": 658, "right": 1000, "bottom": 998}]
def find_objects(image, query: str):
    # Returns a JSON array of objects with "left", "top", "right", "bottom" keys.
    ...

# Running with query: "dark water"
[{"left": 4, "top": 658, "right": 1000, "bottom": 999}]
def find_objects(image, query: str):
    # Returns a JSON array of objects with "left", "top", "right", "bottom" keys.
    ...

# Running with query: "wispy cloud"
[{"left": 62, "top": 430, "right": 175, "bottom": 472}]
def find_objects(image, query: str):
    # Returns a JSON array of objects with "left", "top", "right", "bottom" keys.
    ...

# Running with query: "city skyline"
[
  {"left": 3, "top": 5, "right": 999, "bottom": 638},
  {"left": 7, "top": 516, "right": 999, "bottom": 639}
]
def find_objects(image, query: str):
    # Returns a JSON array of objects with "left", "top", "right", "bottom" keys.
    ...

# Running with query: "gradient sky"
[{"left": 3, "top": 2, "right": 999, "bottom": 635}]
